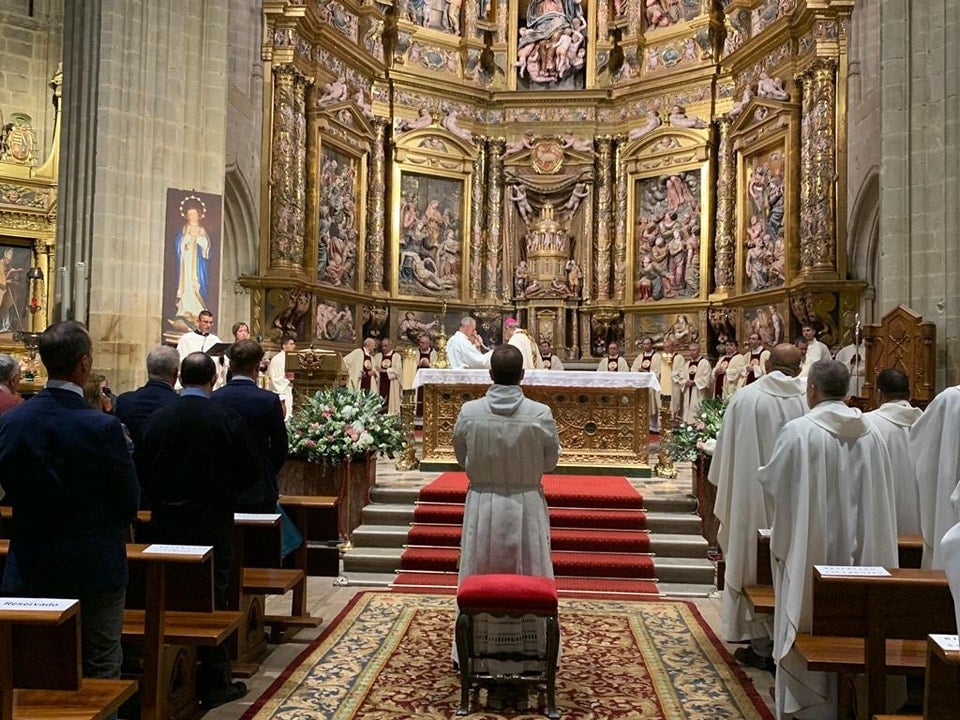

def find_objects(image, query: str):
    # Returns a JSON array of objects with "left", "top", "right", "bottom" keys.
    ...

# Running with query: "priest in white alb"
[
  {"left": 709, "top": 343, "right": 807, "bottom": 671},
  {"left": 596, "top": 341, "right": 629, "bottom": 372},
  {"left": 759, "top": 359, "right": 898, "bottom": 720},
  {"left": 673, "top": 342, "right": 712, "bottom": 423},
  {"left": 798, "top": 323, "right": 830, "bottom": 377},
  {"left": 909, "top": 382, "right": 960, "bottom": 569},
  {"left": 503, "top": 317, "right": 540, "bottom": 370},
  {"left": 342, "top": 337, "right": 378, "bottom": 392},
  {"left": 445, "top": 316, "right": 491, "bottom": 370},
  {"left": 631, "top": 337, "right": 661, "bottom": 431},
  {"left": 373, "top": 337, "right": 403, "bottom": 415},
  {"left": 833, "top": 341, "right": 866, "bottom": 397},
  {"left": 712, "top": 338, "right": 745, "bottom": 400},
  {"left": 864, "top": 368, "right": 923, "bottom": 535},
  {"left": 537, "top": 340, "right": 564, "bottom": 371},
  {"left": 739, "top": 332, "right": 770, "bottom": 388},
  {"left": 267, "top": 335, "right": 297, "bottom": 421}
]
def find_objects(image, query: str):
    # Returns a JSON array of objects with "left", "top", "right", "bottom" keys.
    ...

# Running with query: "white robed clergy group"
[{"left": 709, "top": 351, "right": 960, "bottom": 719}]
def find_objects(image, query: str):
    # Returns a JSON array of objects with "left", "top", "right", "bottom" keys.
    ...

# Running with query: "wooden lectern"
[{"left": 861, "top": 305, "right": 936, "bottom": 410}]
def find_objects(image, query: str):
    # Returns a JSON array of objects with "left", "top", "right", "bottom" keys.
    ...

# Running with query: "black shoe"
[
  {"left": 200, "top": 681, "right": 248, "bottom": 709},
  {"left": 734, "top": 646, "right": 775, "bottom": 673}
]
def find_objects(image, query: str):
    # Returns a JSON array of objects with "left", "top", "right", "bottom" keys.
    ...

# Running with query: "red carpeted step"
[
  {"left": 413, "top": 504, "right": 647, "bottom": 530},
  {"left": 407, "top": 525, "right": 651, "bottom": 553},
  {"left": 400, "top": 546, "right": 655, "bottom": 579},
  {"left": 390, "top": 572, "right": 658, "bottom": 597},
  {"left": 420, "top": 472, "right": 643, "bottom": 509}
]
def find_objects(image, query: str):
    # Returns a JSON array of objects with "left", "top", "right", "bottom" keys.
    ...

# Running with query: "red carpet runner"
[{"left": 392, "top": 472, "right": 659, "bottom": 598}]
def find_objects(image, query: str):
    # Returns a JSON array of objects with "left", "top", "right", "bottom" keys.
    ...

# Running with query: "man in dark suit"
[
  {"left": 0, "top": 321, "right": 140, "bottom": 681},
  {"left": 114, "top": 345, "right": 179, "bottom": 506},
  {"left": 212, "top": 339, "right": 288, "bottom": 513},
  {"left": 138, "top": 352, "right": 258, "bottom": 707}
]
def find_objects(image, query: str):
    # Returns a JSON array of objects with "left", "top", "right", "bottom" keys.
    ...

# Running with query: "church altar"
[{"left": 413, "top": 369, "right": 659, "bottom": 476}]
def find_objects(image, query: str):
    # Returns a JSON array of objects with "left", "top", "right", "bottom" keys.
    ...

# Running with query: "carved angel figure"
[
  {"left": 318, "top": 79, "right": 350, "bottom": 105},
  {"left": 395, "top": 107, "right": 433, "bottom": 133},
  {"left": 628, "top": 109, "right": 662, "bottom": 140},
  {"left": 509, "top": 184, "right": 534, "bottom": 223},
  {"left": 441, "top": 109, "right": 473, "bottom": 141},
  {"left": 729, "top": 85, "right": 756, "bottom": 117},
  {"left": 757, "top": 71, "right": 791, "bottom": 101},
  {"left": 564, "top": 182, "right": 590, "bottom": 214},
  {"left": 668, "top": 104, "right": 709, "bottom": 129}
]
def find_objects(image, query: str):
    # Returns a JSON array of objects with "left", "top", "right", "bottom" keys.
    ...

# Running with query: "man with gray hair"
[
  {"left": 759, "top": 359, "right": 898, "bottom": 719},
  {"left": 0, "top": 352, "right": 23, "bottom": 415},
  {"left": 445, "top": 315, "right": 491, "bottom": 369},
  {"left": 115, "top": 346, "right": 180, "bottom": 500}
]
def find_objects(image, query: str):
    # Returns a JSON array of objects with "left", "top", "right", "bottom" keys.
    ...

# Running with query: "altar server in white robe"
[
  {"left": 941, "top": 522, "right": 960, "bottom": 634},
  {"left": 596, "top": 341, "right": 629, "bottom": 372},
  {"left": 759, "top": 359, "right": 898, "bottom": 720},
  {"left": 675, "top": 342, "right": 712, "bottom": 424},
  {"left": 864, "top": 368, "right": 923, "bottom": 535},
  {"left": 798, "top": 323, "right": 830, "bottom": 377},
  {"left": 709, "top": 344, "right": 806, "bottom": 668},
  {"left": 631, "top": 337, "right": 661, "bottom": 431},
  {"left": 833, "top": 342, "right": 866, "bottom": 397},
  {"left": 909, "top": 383, "right": 960, "bottom": 569},
  {"left": 453, "top": 344, "right": 560, "bottom": 670},
  {"left": 267, "top": 335, "right": 297, "bottom": 421},
  {"left": 537, "top": 340, "right": 564, "bottom": 371},
  {"left": 342, "top": 337, "right": 378, "bottom": 392},
  {"left": 445, "top": 316, "right": 491, "bottom": 370},
  {"left": 503, "top": 317, "right": 541, "bottom": 370}
]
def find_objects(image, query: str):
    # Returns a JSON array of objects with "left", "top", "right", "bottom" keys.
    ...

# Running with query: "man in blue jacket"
[{"left": 0, "top": 321, "right": 140, "bottom": 680}]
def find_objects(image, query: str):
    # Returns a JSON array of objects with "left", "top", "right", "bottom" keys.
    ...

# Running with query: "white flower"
[
  {"left": 342, "top": 405, "right": 357, "bottom": 420},
  {"left": 702, "top": 438, "right": 716, "bottom": 456}
]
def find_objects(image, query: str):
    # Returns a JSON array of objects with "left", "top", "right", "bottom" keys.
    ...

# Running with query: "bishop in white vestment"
[
  {"left": 342, "top": 338, "right": 378, "bottom": 392},
  {"left": 453, "top": 345, "right": 560, "bottom": 670},
  {"left": 759, "top": 359, "right": 898, "bottom": 720},
  {"left": 864, "top": 368, "right": 923, "bottom": 535},
  {"left": 445, "top": 317, "right": 491, "bottom": 370},
  {"left": 504, "top": 318, "right": 540, "bottom": 370},
  {"left": 709, "top": 344, "right": 807, "bottom": 653},
  {"left": 909, "top": 384, "right": 960, "bottom": 569}
]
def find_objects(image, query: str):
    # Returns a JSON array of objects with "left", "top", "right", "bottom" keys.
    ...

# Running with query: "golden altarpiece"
[
  {"left": 243, "top": 0, "right": 863, "bottom": 468},
  {"left": 0, "top": 70, "right": 60, "bottom": 390}
]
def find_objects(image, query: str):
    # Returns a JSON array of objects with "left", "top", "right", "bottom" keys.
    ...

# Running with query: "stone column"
[
  {"left": 485, "top": 137, "right": 505, "bottom": 299},
  {"left": 470, "top": 138, "right": 487, "bottom": 298},
  {"left": 798, "top": 58, "right": 838, "bottom": 277},
  {"left": 595, "top": 136, "right": 613, "bottom": 301},
  {"left": 613, "top": 138, "right": 628, "bottom": 300},
  {"left": 268, "top": 64, "right": 308, "bottom": 273},
  {"left": 365, "top": 117, "right": 388, "bottom": 293},
  {"left": 713, "top": 116, "right": 736, "bottom": 293}
]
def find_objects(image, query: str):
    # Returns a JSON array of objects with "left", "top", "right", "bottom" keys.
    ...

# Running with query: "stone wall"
[{"left": 0, "top": 0, "right": 62, "bottom": 159}]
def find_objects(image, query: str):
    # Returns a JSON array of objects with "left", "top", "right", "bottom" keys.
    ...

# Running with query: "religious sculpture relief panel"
[
  {"left": 742, "top": 145, "right": 786, "bottom": 292},
  {"left": 629, "top": 310, "right": 702, "bottom": 354},
  {"left": 515, "top": 0, "right": 587, "bottom": 89},
  {"left": 266, "top": 288, "right": 313, "bottom": 342},
  {"left": 314, "top": 298, "right": 358, "bottom": 344},
  {"left": 317, "top": 142, "right": 363, "bottom": 290},
  {"left": 633, "top": 170, "right": 702, "bottom": 301},
  {"left": 643, "top": 0, "right": 700, "bottom": 31},
  {"left": 742, "top": 303, "right": 787, "bottom": 347}
]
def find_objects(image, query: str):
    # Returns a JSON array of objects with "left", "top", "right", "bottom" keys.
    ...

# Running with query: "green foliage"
[{"left": 663, "top": 397, "right": 728, "bottom": 462}]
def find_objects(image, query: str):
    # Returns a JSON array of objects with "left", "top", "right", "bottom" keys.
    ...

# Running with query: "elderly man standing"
[
  {"left": 453, "top": 344, "right": 560, "bottom": 674},
  {"left": 909, "top": 379, "right": 960, "bottom": 569},
  {"left": 0, "top": 352, "right": 23, "bottom": 415},
  {"left": 374, "top": 337, "right": 403, "bottom": 414},
  {"left": 759, "top": 359, "right": 898, "bottom": 720},
  {"left": 674, "top": 342, "right": 711, "bottom": 423},
  {"left": 864, "top": 369, "right": 923, "bottom": 535},
  {"left": 446, "top": 316, "right": 491, "bottom": 369},
  {"left": 342, "top": 337, "right": 379, "bottom": 391},
  {"left": 708, "top": 343, "right": 806, "bottom": 672},
  {"left": 504, "top": 317, "right": 540, "bottom": 370}
]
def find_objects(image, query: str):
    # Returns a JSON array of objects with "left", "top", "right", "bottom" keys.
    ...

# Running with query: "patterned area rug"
[{"left": 243, "top": 592, "right": 773, "bottom": 719}]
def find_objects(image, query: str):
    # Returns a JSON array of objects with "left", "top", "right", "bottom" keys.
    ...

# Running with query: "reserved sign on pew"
[
  {"left": 930, "top": 634, "right": 960, "bottom": 651},
  {"left": 813, "top": 565, "right": 890, "bottom": 577},
  {"left": 142, "top": 544, "right": 213, "bottom": 556},
  {"left": 0, "top": 597, "right": 77, "bottom": 612},
  {"left": 234, "top": 513, "right": 281, "bottom": 523}
]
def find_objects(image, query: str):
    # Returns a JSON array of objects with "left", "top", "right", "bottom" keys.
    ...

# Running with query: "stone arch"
[
  {"left": 221, "top": 163, "right": 259, "bottom": 333},
  {"left": 847, "top": 167, "right": 880, "bottom": 323}
]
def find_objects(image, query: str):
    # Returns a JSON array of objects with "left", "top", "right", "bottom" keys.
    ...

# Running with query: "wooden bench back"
[
  {"left": 2, "top": 599, "right": 82, "bottom": 691},
  {"left": 126, "top": 549, "right": 215, "bottom": 612}
]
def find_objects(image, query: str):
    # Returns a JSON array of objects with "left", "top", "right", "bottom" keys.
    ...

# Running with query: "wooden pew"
[
  {"left": 124, "top": 544, "right": 243, "bottom": 720},
  {"left": 794, "top": 567, "right": 955, "bottom": 720},
  {"left": 279, "top": 495, "right": 340, "bottom": 577},
  {"left": 923, "top": 634, "right": 960, "bottom": 719},
  {"left": 0, "top": 597, "right": 138, "bottom": 720}
]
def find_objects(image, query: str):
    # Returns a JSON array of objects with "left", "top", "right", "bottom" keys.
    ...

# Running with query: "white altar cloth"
[{"left": 413, "top": 368, "right": 660, "bottom": 393}]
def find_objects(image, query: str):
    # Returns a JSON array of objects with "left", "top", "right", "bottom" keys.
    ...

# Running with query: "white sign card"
[
  {"left": 0, "top": 598, "right": 77, "bottom": 612},
  {"left": 234, "top": 513, "right": 281, "bottom": 523},
  {"left": 930, "top": 634, "right": 960, "bottom": 652},
  {"left": 142, "top": 544, "right": 212, "bottom": 556},
  {"left": 814, "top": 565, "right": 890, "bottom": 577}
]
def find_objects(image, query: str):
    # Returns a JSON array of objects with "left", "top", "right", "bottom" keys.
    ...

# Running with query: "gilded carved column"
[
  {"left": 470, "top": 138, "right": 487, "bottom": 298},
  {"left": 365, "top": 117, "right": 388, "bottom": 292},
  {"left": 485, "top": 137, "right": 505, "bottom": 298},
  {"left": 595, "top": 136, "right": 613, "bottom": 301},
  {"left": 713, "top": 116, "right": 736, "bottom": 292},
  {"left": 798, "top": 58, "right": 838, "bottom": 276},
  {"left": 269, "top": 65, "right": 308, "bottom": 272},
  {"left": 613, "top": 139, "right": 628, "bottom": 300}
]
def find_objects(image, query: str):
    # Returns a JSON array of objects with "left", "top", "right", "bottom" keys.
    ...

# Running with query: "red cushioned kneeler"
[{"left": 455, "top": 574, "right": 560, "bottom": 719}]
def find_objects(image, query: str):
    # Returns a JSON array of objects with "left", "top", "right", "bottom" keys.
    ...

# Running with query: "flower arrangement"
[
  {"left": 288, "top": 386, "right": 405, "bottom": 465},
  {"left": 663, "top": 397, "right": 728, "bottom": 462}
]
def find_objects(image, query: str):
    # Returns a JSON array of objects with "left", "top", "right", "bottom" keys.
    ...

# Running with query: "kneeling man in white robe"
[
  {"left": 453, "top": 344, "right": 561, "bottom": 673},
  {"left": 709, "top": 344, "right": 807, "bottom": 670},
  {"left": 759, "top": 359, "right": 898, "bottom": 720},
  {"left": 446, "top": 316, "right": 492, "bottom": 370}
]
